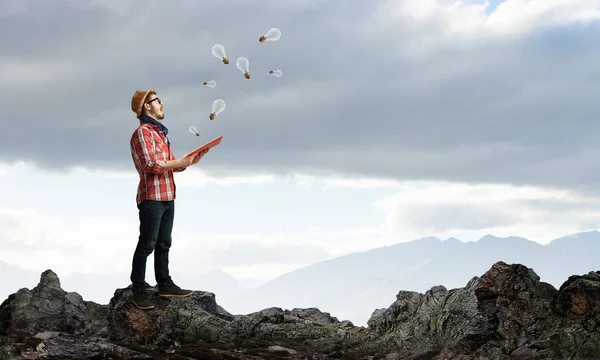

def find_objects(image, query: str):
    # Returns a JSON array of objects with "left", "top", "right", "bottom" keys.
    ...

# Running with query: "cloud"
[
  {"left": 0, "top": 207, "right": 138, "bottom": 275},
  {"left": 323, "top": 177, "right": 403, "bottom": 189},
  {"left": 372, "top": 0, "right": 600, "bottom": 40},
  {"left": 167, "top": 167, "right": 276, "bottom": 188},
  {"left": 375, "top": 182, "right": 600, "bottom": 243},
  {"left": 0, "top": 202, "right": 382, "bottom": 279},
  {"left": 485, "top": 0, "right": 600, "bottom": 36},
  {"left": 2, "top": 0, "right": 600, "bottom": 196},
  {"left": 2, "top": 165, "right": 600, "bottom": 285}
]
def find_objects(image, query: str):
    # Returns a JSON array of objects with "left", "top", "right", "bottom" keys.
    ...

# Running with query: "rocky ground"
[{"left": 2, "top": 261, "right": 600, "bottom": 359}]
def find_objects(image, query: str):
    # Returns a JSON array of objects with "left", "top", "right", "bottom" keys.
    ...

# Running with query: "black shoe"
[
  {"left": 131, "top": 291, "right": 154, "bottom": 309},
  {"left": 158, "top": 283, "right": 193, "bottom": 297}
]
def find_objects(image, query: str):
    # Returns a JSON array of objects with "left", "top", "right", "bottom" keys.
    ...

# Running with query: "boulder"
[{"left": 0, "top": 269, "right": 107, "bottom": 339}]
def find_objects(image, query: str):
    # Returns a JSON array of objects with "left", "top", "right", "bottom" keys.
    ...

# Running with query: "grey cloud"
[
  {"left": 515, "top": 198, "right": 600, "bottom": 229},
  {"left": 520, "top": 198, "right": 600, "bottom": 213},
  {"left": 3, "top": 0, "right": 600, "bottom": 194},
  {"left": 396, "top": 197, "right": 600, "bottom": 232},
  {"left": 0, "top": 1, "right": 115, "bottom": 58}
]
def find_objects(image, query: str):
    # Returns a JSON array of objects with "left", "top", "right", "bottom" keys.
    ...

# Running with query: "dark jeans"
[{"left": 130, "top": 200, "right": 175, "bottom": 293}]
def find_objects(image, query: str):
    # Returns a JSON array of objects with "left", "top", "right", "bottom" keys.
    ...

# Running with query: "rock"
[
  {"left": 222, "top": 305, "right": 364, "bottom": 357},
  {"left": 3, "top": 261, "right": 600, "bottom": 359},
  {"left": 360, "top": 261, "right": 600, "bottom": 359},
  {"left": 0, "top": 269, "right": 107, "bottom": 339},
  {"left": 107, "top": 284, "right": 234, "bottom": 345},
  {"left": 288, "top": 307, "right": 339, "bottom": 324},
  {"left": 554, "top": 271, "right": 600, "bottom": 317},
  {"left": 38, "top": 333, "right": 153, "bottom": 359},
  {"left": 33, "top": 331, "right": 60, "bottom": 340},
  {"left": 268, "top": 344, "right": 297, "bottom": 354}
]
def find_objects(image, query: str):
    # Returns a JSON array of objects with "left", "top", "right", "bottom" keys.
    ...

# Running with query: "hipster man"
[{"left": 129, "top": 88, "right": 209, "bottom": 309}]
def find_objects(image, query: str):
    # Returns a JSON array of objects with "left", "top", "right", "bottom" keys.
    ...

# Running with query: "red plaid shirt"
[{"left": 130, "top": 122, "right": 186, "bottom": 205}]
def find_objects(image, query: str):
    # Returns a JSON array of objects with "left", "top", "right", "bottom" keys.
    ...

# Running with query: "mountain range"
[{"left": 2, "top": 230, "right": 598, "bottom": 326}]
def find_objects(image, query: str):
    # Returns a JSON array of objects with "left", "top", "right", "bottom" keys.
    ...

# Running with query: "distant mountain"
[{"left": 229, "top": 230, "right": 600, "bottom": 326}]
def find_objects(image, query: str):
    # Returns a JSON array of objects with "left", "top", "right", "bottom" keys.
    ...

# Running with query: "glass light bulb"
[
  {"left": 269, "top": 70, "right": 282, "bottom": 77},
  {"left": 236, "top": 57, "right": 250, "bottom": 79},
  {"left": 203, "top": 80, "right": 216, "bottom": 87},
  {"left": 259, "top": 28, "right": 281, "bottom": 42},
  {"left": 210, "top": 99, "right": 226, "bottom": 120},
  {"left": 211, "top": 44, "right": 229, "bottom": 64},
  {"left": 189, "top": 126, "right": 199, "bottom": 136}
]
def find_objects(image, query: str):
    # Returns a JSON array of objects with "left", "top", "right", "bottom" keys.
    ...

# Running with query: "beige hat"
[{"left": 131, "top": 88, "right": 154, "bottom": 118}]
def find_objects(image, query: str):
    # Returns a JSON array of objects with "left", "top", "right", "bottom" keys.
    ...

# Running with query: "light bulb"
[
  {"left": 211, "top": 44, "right": 229, "bottom": 64},
  {"left": 203, "top": 80, "right": 216, "bottom": 87},
  {"left": 269, "top": 70, "right": 282, "bottom": 77},
  {"left": 210, "top": 99, "right": 226, "bottom": 120},
  {"left": 236, "top": 57, "right": 250, "bottom": 79},
  {"left": 259, "top": 28, "right": 281, "bottom": 42},
  {"left": 189, "top": 126, "right": 199, "bottom": 137}
]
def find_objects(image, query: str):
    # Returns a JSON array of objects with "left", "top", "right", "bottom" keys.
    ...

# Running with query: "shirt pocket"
[{"left": 153, "top": 136, "right": 169, "bottom": 162}]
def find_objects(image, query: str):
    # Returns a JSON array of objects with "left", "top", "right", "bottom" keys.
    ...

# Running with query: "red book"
[{"left": 185, "top": 135, "right": 223, "bottom": 157}]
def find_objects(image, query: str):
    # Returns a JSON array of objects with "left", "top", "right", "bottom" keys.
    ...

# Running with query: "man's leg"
[
  {"left": 154, "top": 200, "right": 174, "bottom": 288},
  {"left": 156, "top": 200, "right": 193, "bottom": 297},
  {"left": 130, "top": 200, "right": 165, "bottom": 309}
]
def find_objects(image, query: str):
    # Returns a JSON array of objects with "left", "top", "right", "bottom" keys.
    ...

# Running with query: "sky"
[{"left": 2, "top": 0, "right": 600, "bottom": 294}]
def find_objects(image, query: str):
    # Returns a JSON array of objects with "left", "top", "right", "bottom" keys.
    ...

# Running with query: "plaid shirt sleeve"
[
  {"left": 131, "top": 127, "right": 167, "bottom": 173},
  {"left": 173, "top": 147, "right": 186, "bottom": 172}
]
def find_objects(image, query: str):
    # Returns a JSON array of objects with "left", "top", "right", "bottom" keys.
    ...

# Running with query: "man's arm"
[
  {"left": 165, "top": 160, "right": 186, "bottom": 171},
  {"left": 170, "top": 148, "right": 189, "bottom": 172},
  {"left": 132, "top": 128, "right": 184, "bottom": 173},
  {"left": 172, "top": 152, "right": 187, "bottom": 172}
]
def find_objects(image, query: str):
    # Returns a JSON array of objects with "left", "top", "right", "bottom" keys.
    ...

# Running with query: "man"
[{"left": 129, "top": 88, "right": 209, "bottom": 310}]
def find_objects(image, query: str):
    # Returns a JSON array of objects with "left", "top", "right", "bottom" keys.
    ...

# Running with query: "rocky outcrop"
[
  {"left": 0, "top": 269, "right": 109, "bottom": 340},
  {"left": 2, "top": 262, "right": 600, "bottom": 359},
  {"left": 107, "top": 284, "right": 235, "bottom": 345},
  {"left": 365, "top": 262, "right": 562, "bottom": 359}
]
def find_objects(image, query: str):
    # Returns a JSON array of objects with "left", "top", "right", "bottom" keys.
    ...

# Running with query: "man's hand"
[
  {"left": 178, "top": 153, "right": 195, "bottom": 168},
  {"left": 192, "top": 148, "right": 209, "bottom": 165}
]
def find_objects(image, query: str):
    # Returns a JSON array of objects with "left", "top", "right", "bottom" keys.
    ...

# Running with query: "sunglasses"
[{"left": 146, "top": 97, "right": 162, "bottom": 105}]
